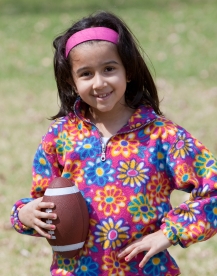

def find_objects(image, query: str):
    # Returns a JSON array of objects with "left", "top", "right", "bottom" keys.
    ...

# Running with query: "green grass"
[{"left": 1, "top": 0, "right": 217, "bottom": 275}]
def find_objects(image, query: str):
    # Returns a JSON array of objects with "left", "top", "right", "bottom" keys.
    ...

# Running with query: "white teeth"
[{"left": 97, "top": 93, "right": 110, "bottom": 98}]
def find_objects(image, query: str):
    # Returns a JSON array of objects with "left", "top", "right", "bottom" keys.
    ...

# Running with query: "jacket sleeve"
[
  {"left": 160, "top": 126, "right": 217, "bottom": 248},
  {"left": 10, "top": 121, "right": 63, "bottom": 236}
]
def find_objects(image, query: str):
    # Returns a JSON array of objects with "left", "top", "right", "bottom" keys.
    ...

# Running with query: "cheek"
[
  {"left": 115, "top": 76, "right": 127, "bottom": 91},
  {"left": 74, "top": 81, "right": 90, "bottom": 95}
]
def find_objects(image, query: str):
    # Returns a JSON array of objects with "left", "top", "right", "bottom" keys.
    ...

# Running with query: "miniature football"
[{"left": 42, "top": 177, "right": 89, "bottom": 258}]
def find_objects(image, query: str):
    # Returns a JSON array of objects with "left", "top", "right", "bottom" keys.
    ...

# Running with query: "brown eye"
[
  {"left": 105, "top": 66, "right": 114, "bottom": 72},
  {"left": 81, "top": 71, "right": 91, "bottom": 77}
]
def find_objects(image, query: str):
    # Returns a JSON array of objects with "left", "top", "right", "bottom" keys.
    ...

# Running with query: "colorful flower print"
[
  {"left": 148, "top": 140, "right": 170, "bottom": 171},
  {"left": 84, "top": 197, "right": 93, "bottom": 214},
  {"left": 75, "top": 136, "right": 100, "bottom": 160},
  {"left": 189, "top": 184, "right": 209, "bottom": 200},
  {"left": 137, "top": 129, "right": 151, "bottom": 144},
  {"left": 111, "top": 133, "right": 139, "bottom": 158},
  {"left": 170, "top": 132, "right": 194, "bottom": 159},
  {"left": 88, "top": 218, "right": 97, "bottom": 228},
  {"left": 102, "top": 251, "right": 131, "bottom": 275},
  {"left": 144, "top": 118, "right": 177, "bottom": 140},
  {"left": 33, "top": 145, "right": 51, "bottom": 177},
  {"left": 84, "top": 158, "right": 115, "bottom": 186},
  {"left": 75, "top": 256, "right": 99, "bottom": 276},
  {"left": 173, "top": 200, "right": 201, "bottom": 225},
  {"left": 54, "top": 268, "right": 71, "bottom": 276},
  {"left": 68, "top": 120, "right": 91, "bottom": 140},
  {"left": 191, "top": 220, "right": 214, "bottom": 243},
  {"left": 195, "top": 139, "right": 203, "bottom": 148},
  {"left": 165, "top": 272, "right": 175, "bottom": 276},
  {"left": 31, "top": 174, "right": 49, "bottom": 198},
  {"left": 129, "top": 107, "right": 153, "bottom": 125},
  {"left": 95, "top": 217, "right": 130, "bottom": 250},
  {"left": 94, "top": 185, "right": 126, "bottom": 216},
  {"left": 62, "top": 160, "right": 83, "bottom": 184},
  {"left": 162, "top": 219, "right": 186, "bottom": 245},
  {"left": 175, "top": 163, "right": 198, "bottom": 189},
  {"left": 181, "top": 220, "right": 214, "bottom": 246},
  {"left": 81, "top": 230, "right": 97, "bottom": 255},
  {"left": 128, "top": 193, "right": 156, "bottom": 223},
  {"left": 43, "top": 141, "right": 56, "bottom": 155},
  {"left": 130, "top": 224, "right": 156, "bottom": 243},
  {"left": 117, "top": 159, "right": 150, "bottom": 188},
  {"left": 55, "top": 130, "right": 74, "bottom": 155},
  {"left": 194, "top": 149, "right": 217, "bottom": 178},
  {"left": 157, "top": 202, "right": 171, "bottom": 221},
  {"left": 56, "top": 254, "right": 76, "bottom": 272},
  {"left": 143, "top": 252, "right": 168, "bottom": 276},
  {"left": 147, "top": 173, "right": 171, "bottom": 204},
  {"left": 48, "top": 117, "right": 67, "bottom": 134},
  {"left": 204, "top": 198, "right": 217, "bottom": 228}
]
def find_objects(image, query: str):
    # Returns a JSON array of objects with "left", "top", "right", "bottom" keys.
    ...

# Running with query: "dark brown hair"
[{"left": 52, "top": 11, "right": 162, "bottom": 119}]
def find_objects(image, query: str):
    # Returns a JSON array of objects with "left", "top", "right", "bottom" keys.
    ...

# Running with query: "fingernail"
[
  {"left": 52, "top": 215, "right": 56, "bottom": 219},
  {"left": 51, "top": 225, "right": 55, "bottom": 230},
  {"left": 125, "top": 257, "right": 129, "bottom": 261}
]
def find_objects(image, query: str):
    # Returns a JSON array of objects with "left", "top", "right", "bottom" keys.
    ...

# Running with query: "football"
[{"left": 42, "top": 177, "right": 89, "bottom": 258}]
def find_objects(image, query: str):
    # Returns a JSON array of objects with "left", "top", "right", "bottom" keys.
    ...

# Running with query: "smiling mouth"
[{"left": 94, "top": 92, "right": 112, "bottom": 98}]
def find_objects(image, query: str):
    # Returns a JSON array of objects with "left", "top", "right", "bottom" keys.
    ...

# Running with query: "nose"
[{"left": 92, "top": 73, "right": 107, "bottom": 90}]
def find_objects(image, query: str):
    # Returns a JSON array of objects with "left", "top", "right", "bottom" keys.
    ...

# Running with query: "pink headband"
[{"left": 65, "top": 27, "right": 119, "bottom": 58}]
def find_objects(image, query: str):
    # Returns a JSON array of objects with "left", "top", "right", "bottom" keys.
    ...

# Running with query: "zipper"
[
  {"left": 99, "top": 118, "right": 156, "bottom": 161},
  {"left": 101, "top": 143, "right": 106, "bottom": 161},
  {"left": 73, "top": 105, "right": 157, "bottom": 162},
  {"left": 74, "top": 106, "right": 108, "bottom": 161}
]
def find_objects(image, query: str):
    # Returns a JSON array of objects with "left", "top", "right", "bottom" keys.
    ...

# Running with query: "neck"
[{"left": 87, "top": 105, "right": 135, "bottom": 137}]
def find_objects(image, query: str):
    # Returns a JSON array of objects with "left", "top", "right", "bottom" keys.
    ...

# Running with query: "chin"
[{"left": 94, "top": 105, "right": 114, "bottom": 113}]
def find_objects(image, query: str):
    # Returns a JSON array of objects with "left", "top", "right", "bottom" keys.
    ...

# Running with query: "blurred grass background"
[{"left": 0, "top": 0, "right": 217, "bottom": 275}]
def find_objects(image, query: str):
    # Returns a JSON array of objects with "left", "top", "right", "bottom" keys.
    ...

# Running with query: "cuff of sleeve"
[
  {"left": 10, "top": 198, "right": 35, "bottom": 234},
  {"left": 160, "top": 219, "right": 179, "bottom": 246}
]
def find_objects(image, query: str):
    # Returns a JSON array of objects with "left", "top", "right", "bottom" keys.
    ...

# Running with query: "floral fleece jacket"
[{"left": 11, "top": 99, "right": 217, "bottom": 276}]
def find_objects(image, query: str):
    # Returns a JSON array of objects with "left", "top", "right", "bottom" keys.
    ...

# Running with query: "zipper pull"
[{"left": 101, "top": 143, "right": 106, "bottom": 161}]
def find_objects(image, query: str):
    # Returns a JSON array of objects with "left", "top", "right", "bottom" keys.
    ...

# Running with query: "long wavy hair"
[{"left": 52, "top": 11, "right": 162, "bottom": 119}]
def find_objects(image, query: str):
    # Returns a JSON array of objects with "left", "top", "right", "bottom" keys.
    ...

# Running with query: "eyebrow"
[{"left": 75, "top": 60, "right": 119, "bottom": 74}]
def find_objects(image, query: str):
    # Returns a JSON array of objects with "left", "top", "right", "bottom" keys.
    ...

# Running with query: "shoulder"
[
  {"left": 39, "top": 114, "right": 77, "bottom": 144},
  {"left": 144, "top": 115, "right": 197, "bottom": 145},
  {"left": 47, "top": 114, "right": 77, "bottom": 134},
  {"left": 145, "top": 116, "right": 178, "bottom": 136}
]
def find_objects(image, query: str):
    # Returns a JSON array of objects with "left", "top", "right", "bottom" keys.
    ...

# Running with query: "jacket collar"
[{"left": 72, "top": 98, "right": 158, "bottom": 132}]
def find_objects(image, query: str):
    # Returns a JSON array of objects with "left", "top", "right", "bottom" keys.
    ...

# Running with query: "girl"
[{"left": 11, "top": 11, "right": 217, "bottom": 276}]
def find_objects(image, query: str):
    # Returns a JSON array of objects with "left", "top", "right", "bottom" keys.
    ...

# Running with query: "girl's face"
[{"left": 70, "top": 41, "right": 128, "bottom": 117}]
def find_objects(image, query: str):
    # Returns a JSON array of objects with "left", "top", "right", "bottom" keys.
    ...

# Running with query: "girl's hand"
[
  {"left": 118, "top": 230, "right": 172, "bottom": 268},
  {"left": 18, "top": 197, "right": 56, "bottom": 239}
]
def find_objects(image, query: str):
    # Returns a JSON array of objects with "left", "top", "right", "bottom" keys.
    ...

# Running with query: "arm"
[
  {"left": 11, "top": 123, "right": 62, "bottom": 236},
  {"left": 160, "top": 128, "right": 217, "bottom": 247},
  {"left": 118, "top": 124, "right": 217, "bottom": 267}
]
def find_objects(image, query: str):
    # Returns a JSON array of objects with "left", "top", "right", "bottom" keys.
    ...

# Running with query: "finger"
[
  {"left": 124, "top": 245, "right": 148, "bottom": 262},
  {"left": 118, "top": 241, "right": 140, "bottom": 258},
  {"left": 34, "top": 225, "right": 53, "bottom": 239},
  {"left": 34, "top": 209, "right": 57, "bottom": 220},
  {"left": 38, "top": 201, "right": 55, "bottom": 210},
  {"left": 33, "top": 216, "right": 56, "bottom": 231},
  {"left": 139, "top": 247, "right": 157, "bottom": 268}
]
